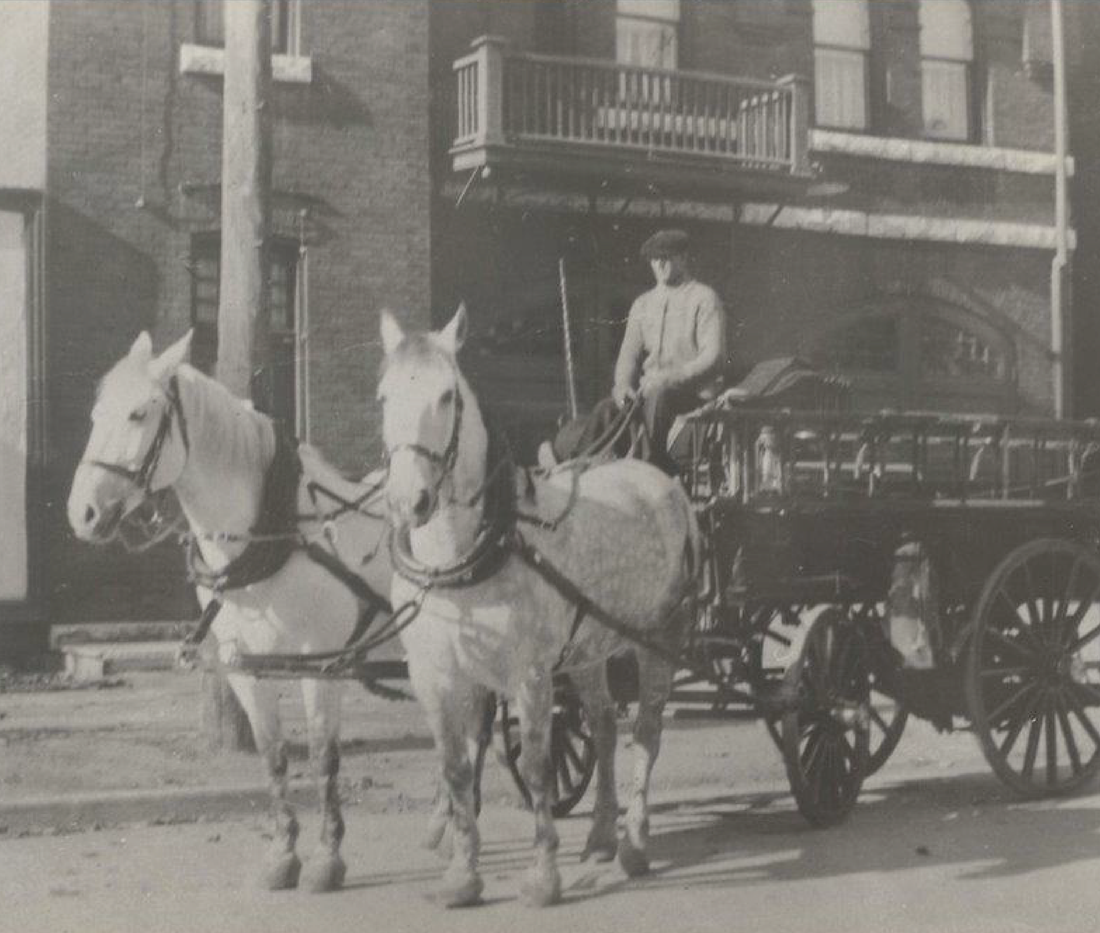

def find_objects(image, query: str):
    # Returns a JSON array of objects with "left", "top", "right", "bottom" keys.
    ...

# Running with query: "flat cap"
[{"left": 640, "top": 228, "right": 690, "bottom": 260}]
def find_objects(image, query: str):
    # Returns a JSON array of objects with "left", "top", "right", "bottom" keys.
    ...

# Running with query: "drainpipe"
[{"left": 1051, "top": 0, "right": 1070, "bottom": 418}]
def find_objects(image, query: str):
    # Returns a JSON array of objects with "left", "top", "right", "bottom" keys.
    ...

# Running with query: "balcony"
[{"left": 451, "top": 36, "right": 813, "bottom": 201}]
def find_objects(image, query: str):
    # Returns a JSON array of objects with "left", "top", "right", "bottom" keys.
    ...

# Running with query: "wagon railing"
[
  {"left": 684, "top": 408, "right": 1100, "bottom": 504},
  {"left": 452, "top": 35, "right": 811, "bottom": 177}
]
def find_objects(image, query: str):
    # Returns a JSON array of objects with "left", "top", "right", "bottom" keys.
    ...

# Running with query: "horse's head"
[
  {"left": 67, "top": 330, "right": 193, "bottom": 543},
  {"left": 377, "top": 304, "right": 468, "bottom": 528}
]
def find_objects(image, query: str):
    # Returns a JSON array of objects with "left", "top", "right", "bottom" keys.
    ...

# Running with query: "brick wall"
[{"left": 45, "top": 0, "right": 431, "bottom": 621}]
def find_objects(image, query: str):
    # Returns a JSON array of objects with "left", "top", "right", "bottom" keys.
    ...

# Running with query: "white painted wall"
[
  {"left": 0, "top": 0, "right": 48, "bottom": 190},
  {"left": 0, "top": 211, "right": 27, "bottom": 601}
]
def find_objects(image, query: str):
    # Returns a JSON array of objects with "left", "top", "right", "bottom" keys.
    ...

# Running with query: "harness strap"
[
  {"left": 511, "top": 533, "right": 690, "bottom": 675},
  {"left": 302, "top": 540, "right": 392, "bottom": 613},
  {"left": 554, "top": 601, "right": 588, "bottom": 671},
  {"left": 183, "top": 597, "right": 222, "bottom": 646}
]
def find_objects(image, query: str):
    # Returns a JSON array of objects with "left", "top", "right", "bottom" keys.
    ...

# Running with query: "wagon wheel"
[
  {"left": 850, "top": 602, "right": 909, "bottom": 775},
  {"left": 965, "top": 538, "right": 1100, "bottom": 798},
  {"left": 499, "top": 678, "right": 596, "bottom": 818},
  {"left": 746, "top": 604, "right": 802, "bottom": 749},
  {"left": 780, "top": 606, "right": 870, "bottom": 827}
]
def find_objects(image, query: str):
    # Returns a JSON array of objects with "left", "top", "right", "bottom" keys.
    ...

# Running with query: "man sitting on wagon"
[{"left": 541, "top": 228, "right": 728, "bottom": 474}]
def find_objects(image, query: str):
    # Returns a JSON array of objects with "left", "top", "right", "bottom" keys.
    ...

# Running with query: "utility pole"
[{"left": 202, "top": 0, "right": 273, "bottom": 752}]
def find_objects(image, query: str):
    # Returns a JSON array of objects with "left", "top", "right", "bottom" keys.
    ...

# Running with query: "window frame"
[
  {"left": 188, "top": 233, "right": 300, "bottom": 424},
  {"left": 615, "top": 0, "right": 680, "bottom": 72},
  {"left": 194, "top": 0, "right": 299, "bottom": 57},
  {"left": 811, "top": 0, "right": 871, "bottom": 132},
  {"left": 918, "top": 0, "right": 975, "bottom": 143}
]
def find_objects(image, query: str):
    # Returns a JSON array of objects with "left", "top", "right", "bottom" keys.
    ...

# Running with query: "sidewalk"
[{"left": 0, "top": 669, "right": 452, "bottom": 833}]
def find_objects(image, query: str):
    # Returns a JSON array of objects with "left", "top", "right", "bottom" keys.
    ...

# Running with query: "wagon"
[
  {"left": 510, "top": 391, "right": 1100, "bottom": 827},
  {"left": 666, "top": 401, "right": 1100, "bottom": 825}
]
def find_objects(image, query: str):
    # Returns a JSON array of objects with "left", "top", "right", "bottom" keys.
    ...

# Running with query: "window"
[
  {"left": 195, "top": 0, "right": 297, "bottom": 55},
  {"left": 190, "top": 235, "right": 299, "bottom": 424},
  {"left": 919, "top": 0, "right": 973, "bottom": 141},
  {"left": 920, "top": 317, "right": 1007, "bottom": 380},
  {"left": 812, "top": 0, "right": 870, "bottom": 131},
  {"left": 616, "top": 0, "right": 679, "bottom": 71}
]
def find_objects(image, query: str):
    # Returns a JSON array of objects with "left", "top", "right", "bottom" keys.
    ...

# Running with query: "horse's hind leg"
[
  {"left": 571, "top": 665, "right": 619, "bottom": 863},
  {"left": 227, "top": 673, "right": 301, "bottom": 890},
  {"left": 620, "top": 651, "right": 675, "bottom": 878},
  {"left": 300, "top": 678, "right": 347, "bottom": 893},
  {"left": 515, "top": 673, "right": 562, "bottom": 907}
]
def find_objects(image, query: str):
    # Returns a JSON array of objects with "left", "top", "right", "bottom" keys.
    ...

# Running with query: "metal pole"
[
  {"left": 1051, "top": 0, "right": 1069, "bottom": 419},
  {"left": 559, "top": 256, "right": 579, "bottom": 419}
]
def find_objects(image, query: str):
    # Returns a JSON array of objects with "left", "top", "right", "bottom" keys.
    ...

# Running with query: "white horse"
[
  {"left": 377, "top": 305, "right": 700, "bottom": 907},
  {"left": 67, "top": 331, "right": 398, "bottom": 893}
]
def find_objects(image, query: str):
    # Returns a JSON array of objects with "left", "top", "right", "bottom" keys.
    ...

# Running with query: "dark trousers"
[{"left": 550, "top": 385, "right": 697, "bottom": 474}]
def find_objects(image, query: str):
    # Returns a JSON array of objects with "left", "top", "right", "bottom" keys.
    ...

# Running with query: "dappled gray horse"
[{"left": 377, "top": 305, "right": 700, "bottom": 907}]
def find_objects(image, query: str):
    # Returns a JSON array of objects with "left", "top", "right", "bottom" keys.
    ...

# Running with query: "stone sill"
[
  {"left": 811, "top": 128, "right": 1073, "bottom": 177},
  {"left": 179, "top": 43, "right": 312, "bottom": 85}
]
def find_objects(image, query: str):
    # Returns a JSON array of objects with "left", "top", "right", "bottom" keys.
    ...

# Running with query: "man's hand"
[
  {"left": 612, "top": 383, "right": 637, "bottom": 408},
  {"left": 639, "top": 369, "right": 674, "bottom": 398}
]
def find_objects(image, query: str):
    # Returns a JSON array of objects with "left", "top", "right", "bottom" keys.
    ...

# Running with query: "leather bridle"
[
  {"left": 384, "top": 378, "right": 464, "bottom": 503},
  {"left": 82, "top": 375, "right": 190, "bottom": 497}
]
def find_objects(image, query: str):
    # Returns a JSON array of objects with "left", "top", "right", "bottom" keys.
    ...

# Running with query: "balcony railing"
[{"left": 452, "top": 36, "right": 811, "bottom": 186}]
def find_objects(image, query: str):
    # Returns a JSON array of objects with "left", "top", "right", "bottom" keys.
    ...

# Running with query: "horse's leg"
[
  {"left": 619, "top": 650, "right": 675, "bottom": 878},
  {"left": 570, "top": 665, "right": 619, "bottom": 863},
  {"left": 227, "top": 673, "right": 301, "bottom": 890},
  {"left": 515, "top": 673, "right": 561, "bottom": 907},
  {"left": 414, "top": 675, "right": 484, "bottom": 907},
  {"left": 299, "top": 678, "right": 347, "bottom": 893},
  {"left": 422, "top": 691, "right": 495, "bottom": 857}
]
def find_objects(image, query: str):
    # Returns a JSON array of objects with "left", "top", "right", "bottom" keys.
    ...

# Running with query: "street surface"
[{"left": 2, "top": 692, "right": 1099, "bottom": 933}]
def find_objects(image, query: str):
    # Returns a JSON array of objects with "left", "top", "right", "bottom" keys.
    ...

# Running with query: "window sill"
[
  {"left": 810, "top": 128, "right": 1072, "bottom": 177},
  {"left": 179, "top": 43, "right": 313, "bottom": 85}
]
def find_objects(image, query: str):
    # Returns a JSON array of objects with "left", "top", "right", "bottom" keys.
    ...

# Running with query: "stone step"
[{"left": 62, "top": 641, "right": 180, "bottom": 681}]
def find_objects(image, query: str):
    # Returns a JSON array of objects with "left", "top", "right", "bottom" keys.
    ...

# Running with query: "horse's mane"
[{"left": 176, "top": 363, "right": 382, "bottom": 505}]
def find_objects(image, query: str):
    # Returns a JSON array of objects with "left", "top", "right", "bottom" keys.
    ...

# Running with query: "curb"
[{"left": 0, "top": 780, "right": 322, "bottom": 835}]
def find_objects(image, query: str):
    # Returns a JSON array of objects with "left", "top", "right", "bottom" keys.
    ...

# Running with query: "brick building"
[{"left": 0, "top": 0, "right": 1085, "bottom": 641}]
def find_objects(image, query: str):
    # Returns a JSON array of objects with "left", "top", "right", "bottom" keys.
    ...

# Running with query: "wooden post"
[
  {"left": 202, "top": 0, "right": 274, "bottom": 753},
  {"left": 470, "top": 35, "right": 507, "bottom": 149},
  {"left": 778, "top": 73, "right": 810, "bottom": 176}
]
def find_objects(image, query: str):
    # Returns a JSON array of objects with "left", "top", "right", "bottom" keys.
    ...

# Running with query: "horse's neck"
[
  {"left": 409, "top": 380, "right": 489, "bottom": 566},
  {"left": 173, "top": 368, "right": 274, "bottom": 562}
]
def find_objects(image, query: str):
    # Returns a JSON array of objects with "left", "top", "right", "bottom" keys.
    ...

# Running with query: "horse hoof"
[
  {"left": 618, "top": 840, "right": 650, "bottom": 878},
  {"left": 580, "top": 835, "right": 618, "bottom": 863},
  {"left": 520, "top": 867, "right": 562, "bottom": 908},
  {"left": 302, "top": 852, "right": 346, "bottom": 894},
  {"left": 259, "top": 851, "right": 302, "bottom": 891},
  {"left": 429, "top": 870, "right": 483, "bottom": 908}
]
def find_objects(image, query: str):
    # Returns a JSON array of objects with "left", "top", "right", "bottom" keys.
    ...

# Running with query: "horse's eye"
[
  {"left": 440, "top": 389, "right": 454, "bottom": 407},
  {"left": 129, "top": 409, "right": 147, "bottom": 423}
]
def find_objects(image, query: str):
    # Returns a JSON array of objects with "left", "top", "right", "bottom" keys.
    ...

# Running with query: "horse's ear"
[
  {"left": 379, "top": 309, "right": 404, "bottom": 357},
  {"left": 129, "top": 331, "right": 153, "bottom": 362},
  {"left": 437, "top": 303, "right": 468, "bottom": 355},
  {"left": 149, "top": 329, "right": 192, "bottom": 384}
]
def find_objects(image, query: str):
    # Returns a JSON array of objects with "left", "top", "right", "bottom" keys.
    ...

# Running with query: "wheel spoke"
[
  {"left": 986, "top": 680, "right": 1038, "bottom": 727},
  {"left": 868, "top": 704, "right": 889, "bottom": 733},
  {"left": 985, "top": 627, "right": 1039, "bottom": 662},
  {"left": 1068, "top": 623, "right": 1100, "bottom": 655},
  {"left": 557, "top": 750, "right": 575, "bottom": 795},
  {"left": 1063, "top": 577, "right": 1100, "bottom": 646},
  {"left": 997, "top": 694, "right": 1033, "bottom": 758},
  {"left": 1054, "top": 555, "right": 1085, "bottom": 644},
  {"left": 801, "top": 727, "right": 825, "bottom": 772},
  {"left": 1021, "top": 562, "right": 1042, "bottom": 630},
  {"left": 1056, "top": 692, "right": 1083, "bottom": 775},
  {"left": 1045, "top": 703, "right": 1059, "bottom": 787},
  {"left": 562, "top": 736, "right": 586, "bottom": 774},
  {"left": 1065, "top": 685, "right": 1100, "bottom": 747},
  {"left": 1021, "top": 711, "right": 1043, "bottom": 783}
]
